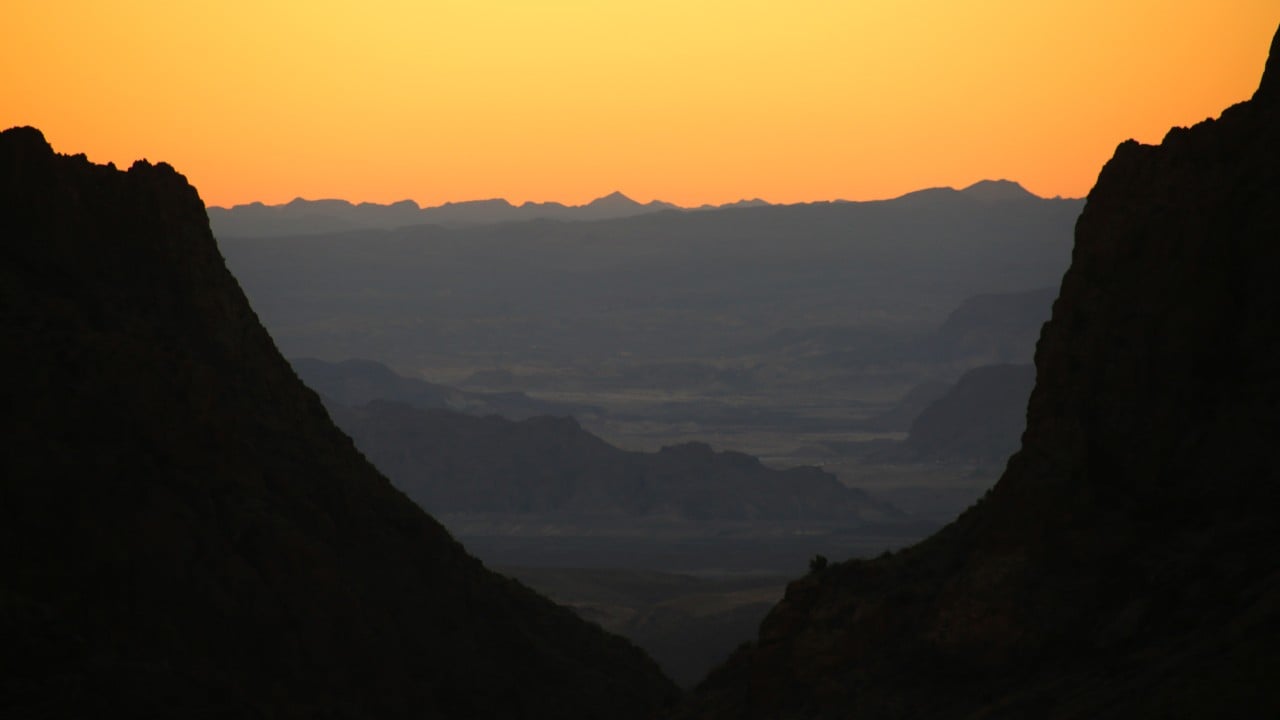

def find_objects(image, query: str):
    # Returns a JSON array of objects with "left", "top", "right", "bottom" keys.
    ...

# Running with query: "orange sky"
[{"left": 4, "top": 2, "right": 1275, "bottom": 208}]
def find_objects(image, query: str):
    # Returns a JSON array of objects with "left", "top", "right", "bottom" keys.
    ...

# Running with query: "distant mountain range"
[
  {"left": 217, "top": 180, "right": 1081, "bottom": 372},
  {"left": 208, "top": 180, "right": 1053, "bottom": 238}
]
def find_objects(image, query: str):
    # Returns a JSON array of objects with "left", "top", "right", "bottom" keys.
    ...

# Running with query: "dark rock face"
[
  {"left": 0, "top": 127, "right": 676, "bottom": 718},
  {"left": 676, "top": 27, "right": 1280, "bottom": 719}
]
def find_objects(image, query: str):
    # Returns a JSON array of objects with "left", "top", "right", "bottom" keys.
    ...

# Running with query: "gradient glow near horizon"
[{"left": 4, "top": 2, "right": 1275, "bottom": 207}]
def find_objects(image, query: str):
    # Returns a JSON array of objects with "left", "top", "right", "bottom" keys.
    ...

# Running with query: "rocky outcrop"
[
  {"left": 676, "top": 26, "right": 1280, "bottom": 719},
  {"left": 0, "top": 127, "right": 676, "bottom": 718}
]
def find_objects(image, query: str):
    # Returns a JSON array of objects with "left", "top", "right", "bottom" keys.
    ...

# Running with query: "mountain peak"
[
  {"left": 0, "top": 125, "right": 53, "bottom": 157},
  {"left": 959, "top": 179, "right": 1039, "bottom": 201},
  {"left": 588, "top": 190, "right": 641, "bottom": 207}
]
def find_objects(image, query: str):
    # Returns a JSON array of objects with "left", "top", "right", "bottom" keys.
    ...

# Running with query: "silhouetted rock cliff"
[
  {"left": 676, "top": 27, "right": 1280, "bottom": 719},
  {"left": 0, "top": 127, "right": 676, "bottom": 718}
]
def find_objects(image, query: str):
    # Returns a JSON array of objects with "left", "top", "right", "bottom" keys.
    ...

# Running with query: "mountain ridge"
[
  {"left": 676, "top": 24, "right": 1280, "bottom": 719},
  {"left": 217, "top": 186, "right": 1080, "bottom": 371},
  {"left": 207, "top": 180, "right": 1064, "bottom": 237},
  {"left": 0, "top": 125, "right": 677, "bottom": 718}
]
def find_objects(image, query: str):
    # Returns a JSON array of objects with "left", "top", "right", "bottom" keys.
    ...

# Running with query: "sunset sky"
[{"left": 4, "top": 2, "right": 1275, "bottom": 208}]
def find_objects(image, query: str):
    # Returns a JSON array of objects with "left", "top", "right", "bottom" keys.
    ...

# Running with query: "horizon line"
[{"left": 207, "top": 179, "right": 1083, "bottom": 211}]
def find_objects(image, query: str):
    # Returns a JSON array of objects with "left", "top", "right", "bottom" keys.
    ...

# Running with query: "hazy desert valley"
[{"left": 4, "top": 11, "right": 1278, "bottom": 720}]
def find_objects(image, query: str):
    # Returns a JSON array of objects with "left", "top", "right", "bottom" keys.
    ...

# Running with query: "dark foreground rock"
[
  {"left": 675, "top": 27, "right": 1280, "bottom": 720},
  {"left": 0, "top": 127, "right": 677, "bottom": 718}
]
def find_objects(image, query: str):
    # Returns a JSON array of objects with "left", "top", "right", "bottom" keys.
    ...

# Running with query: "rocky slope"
[
  {"left": 903, "top": 364, "right": 1035, "bottom": 463},
  {"left": 912, "top": 286, "right": 1057, "bottom": 367},
  {"left": 0, "top": 127, "right": 676, "bottom": 718},
  {"left": 675, "top": 26, "right": 1280, "bottom": 719}
]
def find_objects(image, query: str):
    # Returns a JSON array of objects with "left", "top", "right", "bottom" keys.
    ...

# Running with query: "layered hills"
[
  {"left": 0, "top": 127, "right": 676, "bottom": 717},
  {"left": 215, "top": 180, "right": 1079, "bottom": 371},
  {"left": 323, "top": 396, "right": 896, "bottom": 525},
  {"left": 297, "top": 358, "right": 911, "bottom": 686},
  {"left": 215, "top": 176, "right": 1078, "bottom": 507},
  {"left": 293, "top": 356, "right": 602, "bottom": 420},
  {"left": 677, "top": 27, "right": 1280, "bottom": 718}
]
